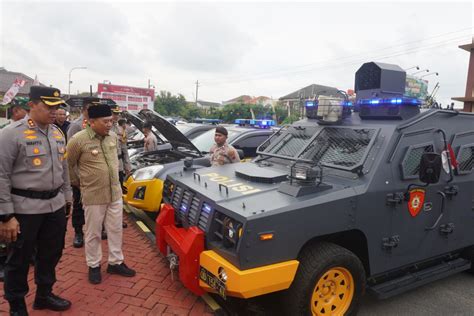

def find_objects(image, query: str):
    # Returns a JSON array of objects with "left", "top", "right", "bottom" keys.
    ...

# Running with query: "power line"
[
  {"left": 201, "top": 27, "right": 472, "bottom": 86},
  {"left": 202, "top": 33, "right": 470, "bottom": 86}
]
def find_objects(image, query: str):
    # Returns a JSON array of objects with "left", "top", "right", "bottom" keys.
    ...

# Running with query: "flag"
[
  {"left": 33, "top": 75, "right": 39, "bottom": 86},
  {"left": 1, "top": 78, "right": 26, "bottom": 105},
  {"left": 441, "top": 144, "right": 458, "bottom": 174}
]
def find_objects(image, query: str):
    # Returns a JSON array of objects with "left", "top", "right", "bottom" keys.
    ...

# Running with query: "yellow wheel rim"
[{"left": 311, "top": 267, "right": 354, "bottom": 316}]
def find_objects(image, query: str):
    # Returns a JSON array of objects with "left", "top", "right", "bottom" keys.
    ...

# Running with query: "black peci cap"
[{"left": 88, "top": 103, "right": 112, "bottom": 118}]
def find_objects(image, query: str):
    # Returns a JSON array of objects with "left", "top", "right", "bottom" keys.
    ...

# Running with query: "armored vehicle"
[
  {"left": 124, "top": 113, "right": 276, "bottom": 213},
  {"left": 156, "top": 62, "right": 474, "bottom": 315}
]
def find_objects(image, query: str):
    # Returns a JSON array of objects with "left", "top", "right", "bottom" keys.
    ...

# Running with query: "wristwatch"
[{"left": 0, "top": 214, "right": 15, "bottom": 223}]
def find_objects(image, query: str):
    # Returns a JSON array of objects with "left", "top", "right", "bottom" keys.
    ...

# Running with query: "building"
[
  {"left": 452, "top": 41, "right": 474, "bottom": 112},
  {"left": 196, "top": 100, "right": 222, "bottom": 112},
  {"left": 97, "top": 83, "right": 155, "bottom": 112},
  {"left": 0, "top": 67, "right": 45, "bottom": 100},
  {"left": 223, "top": 95, "right": 276, "bottom": 107},
  {"left": 279, "top": 83, "right": 340, "bottom": 117}
]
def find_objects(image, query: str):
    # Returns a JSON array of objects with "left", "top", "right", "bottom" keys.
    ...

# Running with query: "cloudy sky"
[{"left": 0, "top": 0, "right": 472, "bottom": 106}]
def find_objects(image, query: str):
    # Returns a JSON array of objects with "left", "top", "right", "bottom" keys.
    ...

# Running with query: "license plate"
[{"left": 199, "top": 267, "right": 226, "bottom": 299}]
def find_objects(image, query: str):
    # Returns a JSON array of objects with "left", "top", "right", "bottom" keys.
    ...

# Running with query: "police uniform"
[
  {"left": 0, "top": 86, "right": 72, "bottom": 313},
  {"left": 110, "top": 107, "right": 131, "bottom": 186},
  {"left": 209, "top": 142, "right": 241, "bottom": 166}
]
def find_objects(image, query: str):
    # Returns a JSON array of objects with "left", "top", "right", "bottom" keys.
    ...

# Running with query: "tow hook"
[{"left": 167, "top": 252, "right": 179, "bottom": 281}]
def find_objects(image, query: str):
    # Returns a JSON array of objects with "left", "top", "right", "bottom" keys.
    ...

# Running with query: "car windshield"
[
  {"left": 175, "top": 124, "right": 194, "bottom": 135},
  {"left": 191, "top": 128, "right": 240, "bottom": 153}
]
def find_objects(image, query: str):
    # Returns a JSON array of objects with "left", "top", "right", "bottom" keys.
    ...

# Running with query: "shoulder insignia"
[
  {"left": 82, "top": 119, "right": 88, "bottom": 129},
  {"left": 51, "top": 125, "right": 65, "bottom": 139},
  {"left": 27, "top": 119, "right": 36, "bottom": 128}
]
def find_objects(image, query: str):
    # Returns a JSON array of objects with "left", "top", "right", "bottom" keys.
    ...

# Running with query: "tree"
[{"left": 154, "top": 91, "right": 187, "bottom": 116}]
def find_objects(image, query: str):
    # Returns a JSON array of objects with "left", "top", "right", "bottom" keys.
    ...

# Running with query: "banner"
[
  {"left": 97, "top": 83, "right": 155, "bottom": 112},
  {"left": 405, "top": 75, "right": 428, "bottom": 100},
  {"left": 2, "top": 78, "right": 26, "bottom": 105}
]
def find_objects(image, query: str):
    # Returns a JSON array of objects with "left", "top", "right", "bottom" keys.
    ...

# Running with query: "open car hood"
[
  {"left": 122, "top": 111, "right": 164, "bottom": 142},
  {"left": 139, "top": 110, "right": 202, "bottom": 155}
]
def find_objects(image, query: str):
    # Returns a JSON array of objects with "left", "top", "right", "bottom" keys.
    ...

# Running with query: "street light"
[
  {"left": 404, "top": 66, "right": 420, "bottom": 71},
  {"left": 68, "top": 66, "right": 87, "bottom": 98},
  {"left": 420, "top": 72, "right": 439, "bottom": 79},
  {"left": 411, "top": 68, "right": 429, "bottom": 75}
]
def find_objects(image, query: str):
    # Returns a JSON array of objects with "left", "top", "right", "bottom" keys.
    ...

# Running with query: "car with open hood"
[{"left": 124, "top": 112, "right": 277, "bottom": 213}]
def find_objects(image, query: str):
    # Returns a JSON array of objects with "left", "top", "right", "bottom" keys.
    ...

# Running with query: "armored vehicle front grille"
[
  {"left": 178, "top": 190, "right": 193, "bottom": 224},
  {"left": 171, "top": 185, "right": 183, "bottom": 210},
  {"left": 198, "top": 203, "right": 212, "bottom": 231},
  {"left": 187, "top": 196, "right": 201, "bottom": 226}
]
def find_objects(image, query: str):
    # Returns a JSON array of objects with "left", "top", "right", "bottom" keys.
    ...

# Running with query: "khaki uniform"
[
  {"left": 67, "top": 126, "right": 125, "bottom": 268},
  {"left": 0, "top": 117, "right": 72, "bottom": 215},
  {"left": 111, "top": 123, "right": 130, "bottom": 173},
  {"left": 144, "top": 133, "right": 158, "bottom": 152},
  {"left": 209, "top": 142, "right": 241, "bottom": 166}
]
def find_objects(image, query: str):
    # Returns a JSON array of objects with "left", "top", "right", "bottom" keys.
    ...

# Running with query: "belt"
[{"left": 11, "top": 187, "right": 61, "bottom": 200}]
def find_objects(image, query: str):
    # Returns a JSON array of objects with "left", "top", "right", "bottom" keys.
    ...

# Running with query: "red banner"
[{"left": 97, "top": 83, "right": 155, "bottom": 112}]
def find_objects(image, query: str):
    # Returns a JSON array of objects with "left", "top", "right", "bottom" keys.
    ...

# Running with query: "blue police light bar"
[
  {"left": 357, "top": 97, "right": 421, "bottom": 106},
  {"left": 234, "top": 118, "right": 276, "bottom": 128}
]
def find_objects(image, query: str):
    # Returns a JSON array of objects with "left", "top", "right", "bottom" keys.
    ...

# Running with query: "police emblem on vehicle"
[{"left": 408, "top": 188, "right": 425, "bottom": 217}]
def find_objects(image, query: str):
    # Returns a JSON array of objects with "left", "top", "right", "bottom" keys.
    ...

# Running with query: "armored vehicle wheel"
[{"left": 286, "top": 242, "right": 365, "bottom": 316}]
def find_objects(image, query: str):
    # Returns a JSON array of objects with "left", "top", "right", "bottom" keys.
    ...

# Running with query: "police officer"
[
  {"left": 67, "top": 97, "right": 98, "bottom": 248},
  {"left": 0, "top": 86, "right": 73, "bottom": 315},
  {"left": 110, "top": 105, "right": 130, "bottom": 230},
  {"left": 209, "top": 126, "right": 240, "bottom": 166},
  {"left": 0, "top": 98, "right": 29, "bottom": 130}
]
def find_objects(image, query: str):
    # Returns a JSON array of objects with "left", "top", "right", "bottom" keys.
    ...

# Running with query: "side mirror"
[
  {"left": 236, "top": 149, "right": 244, "bottom": 160},
  {"left": 419, "top": 152, "right": 441, "bottom": 184}
]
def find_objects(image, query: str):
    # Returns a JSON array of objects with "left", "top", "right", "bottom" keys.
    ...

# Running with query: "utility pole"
[
  {"left": 148, "top": 79, "right": 151, "bottom": 89},
  {"left": 195, "top": 80, "right": 200, "bottom": 106}
]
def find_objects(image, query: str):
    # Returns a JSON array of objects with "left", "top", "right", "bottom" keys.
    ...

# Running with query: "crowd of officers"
[{"left": 0, "top": 86, "right": 241, "bottom": 316}]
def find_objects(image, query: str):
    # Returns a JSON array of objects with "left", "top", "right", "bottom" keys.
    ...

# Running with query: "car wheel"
[{"left": 286, "top": 242, "right": 366, "bottom": 316}]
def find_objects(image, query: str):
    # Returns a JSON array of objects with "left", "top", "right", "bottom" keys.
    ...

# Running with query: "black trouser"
[
  {"left": 72, "top": 186, "right": 85, "bottom": 232},
  {"left": 119, "top": 170, "right": 125, "bottom": 193},
  {"left": 4, "top": 207, "right": 66, "bottom": 302}
]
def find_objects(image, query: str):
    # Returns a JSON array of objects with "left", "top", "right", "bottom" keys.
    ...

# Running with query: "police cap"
[
  {"left": 29, "top": 86, "right": 65, "bottom": 106},
  {"left": 215, "top": 126, "right": 228, "bottom": 136}
]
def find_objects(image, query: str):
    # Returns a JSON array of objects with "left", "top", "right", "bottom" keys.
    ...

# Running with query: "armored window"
[
  {"left": 298, "top": 127, "right": 378, "bottom": 173},
  {"left": 400, "top": 143, "right": 434, "bottom": 179},
  {"left": 456, "top": 144, "right": 474, "bottom": 175},
  {"left": 259, "top": 125, "right": 319, "bottom": 158}
]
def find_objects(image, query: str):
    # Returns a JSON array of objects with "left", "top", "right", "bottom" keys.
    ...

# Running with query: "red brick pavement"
[{"left": 0, "top": 215, "right": 214, "bottom": 315}]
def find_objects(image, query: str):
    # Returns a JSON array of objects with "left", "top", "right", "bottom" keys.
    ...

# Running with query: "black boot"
[
  {"left": 9, "top": 299, "right": 28, "bottom": 316},
  {"left": 73, "top": 231, "right": 84, "bottom": 248},
  {"left": 33, "top": 293, "right": 71, "bottom": 311}
]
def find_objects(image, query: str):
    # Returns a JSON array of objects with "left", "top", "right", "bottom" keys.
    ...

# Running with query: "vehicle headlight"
[
  {"left": 132, "top": 165, "right": 164, "bottom": 181},
  {"left": 215, "top": 213, "right": 243, "bottom": 249}
]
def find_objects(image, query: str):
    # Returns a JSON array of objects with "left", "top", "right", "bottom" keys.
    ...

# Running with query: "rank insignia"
[
  {"left": 27, "top": 119, "right": 36, "bottom": 128},
  {"left": 408, "top": 188, "right": 425, "bottom": 217}
]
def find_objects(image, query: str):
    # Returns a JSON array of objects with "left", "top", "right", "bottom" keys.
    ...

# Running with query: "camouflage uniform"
[{"left": 209, "top": 142, "right": 241, "bottom": 166}]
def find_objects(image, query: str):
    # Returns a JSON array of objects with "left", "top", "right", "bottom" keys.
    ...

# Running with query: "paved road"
[
  {"left": 359, "top": 272, "right": 474, "bottom": 316},
  {"left": 125, "top": 205, "right": 474, "bottom": 315}
]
